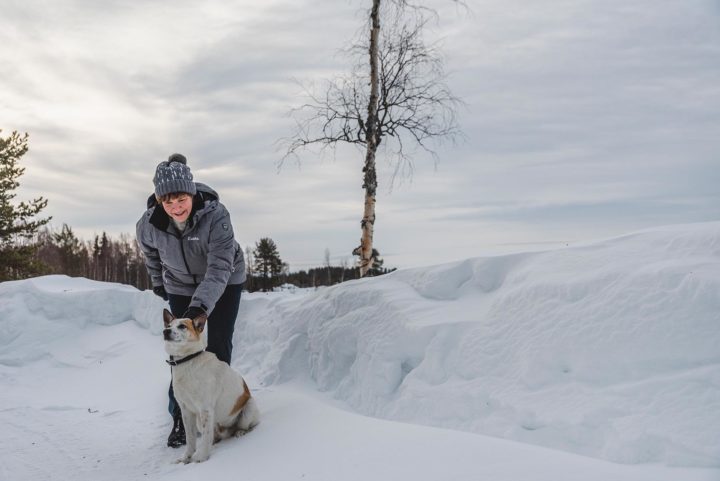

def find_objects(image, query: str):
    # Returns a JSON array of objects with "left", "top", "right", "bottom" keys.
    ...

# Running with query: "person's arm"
[{"left": 136, "top": 216, "right": 163, "bottom": 288}]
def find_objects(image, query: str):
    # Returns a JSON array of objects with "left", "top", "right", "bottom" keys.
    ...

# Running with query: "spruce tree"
[
  {"left": 252, "top": 237, "right": 283, "bottom": 292},
  {"left": 52, "top": 224, "right": 84, "bottom": 277},
  {"left": 0, "top": 130, "right": 51, "bottom": 281}
]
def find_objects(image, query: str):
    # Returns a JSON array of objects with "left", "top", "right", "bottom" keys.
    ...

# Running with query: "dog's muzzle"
[{"left": 163, "top": 329, "right": 173, "bottom": 341}]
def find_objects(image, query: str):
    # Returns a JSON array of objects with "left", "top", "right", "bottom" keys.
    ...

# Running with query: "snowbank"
[
  {"left": 232, "top": 222, "right": 720, "bottom": 467},
  {"left": 0, "top": 276, "right": 165, "bottom": 367},
  {"left": 1, "top": 221, "right": 718, "bottom": 469}
]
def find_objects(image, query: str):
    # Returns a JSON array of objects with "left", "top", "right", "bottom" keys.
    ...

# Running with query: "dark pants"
[{"left": 166, "top": 283, "right": 243, "bottom": 418}]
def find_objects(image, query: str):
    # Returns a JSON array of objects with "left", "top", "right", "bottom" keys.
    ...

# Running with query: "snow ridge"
[
  {"left": 1, "top": 222, "right": 718, "bottom": 470},
  {"left": 233, "top": 222, "right": 720, "bottom": 467}
]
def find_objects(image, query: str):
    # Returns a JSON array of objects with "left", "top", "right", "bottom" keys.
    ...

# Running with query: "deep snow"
[{"left": 1, "top": 221, "right": 719, "bottom": 480}]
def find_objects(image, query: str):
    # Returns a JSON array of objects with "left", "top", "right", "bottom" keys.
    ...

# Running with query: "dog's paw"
[
  {"left": 175, "top": 452, "right": 194, "bottom": 464},
  {"left": 191, "top": 452, "right": 209, "bottom": 463}
]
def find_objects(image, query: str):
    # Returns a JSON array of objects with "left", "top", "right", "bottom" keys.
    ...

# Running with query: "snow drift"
[
  {"left": 1, "top": 221, "right": 718, "bottom": 470},
  {"left": 232, "top": 221, "right": 720, "bottom": 467}
]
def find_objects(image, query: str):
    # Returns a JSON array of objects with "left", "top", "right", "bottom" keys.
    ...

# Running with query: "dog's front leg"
[
  {"left": 177, "top": 410, "right": 197, "bottom": 464},
  {"left": 191, "top": 409, "right": 213, "bottom": 463}
]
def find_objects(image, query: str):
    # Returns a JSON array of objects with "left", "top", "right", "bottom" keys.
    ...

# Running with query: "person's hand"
[
  {"left": 153, "top": 285, "right": 168, "bottom": 301},
  {"left": 182, "top": 306, "right": 206, "bottom": 320}
]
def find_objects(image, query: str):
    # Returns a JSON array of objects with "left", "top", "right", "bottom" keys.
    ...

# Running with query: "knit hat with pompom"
[{"left": 153, "top": 153, "right": 196, "bottom": 197}]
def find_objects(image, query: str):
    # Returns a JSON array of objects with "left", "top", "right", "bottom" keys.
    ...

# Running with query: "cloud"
[{"left": 1, "top": 0, "right": 718, "bottom": 269}]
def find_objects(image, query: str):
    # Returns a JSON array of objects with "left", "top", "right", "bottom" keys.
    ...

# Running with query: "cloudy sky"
[{"left": 2, "top": 0, "right": 718, "bottom": 270}]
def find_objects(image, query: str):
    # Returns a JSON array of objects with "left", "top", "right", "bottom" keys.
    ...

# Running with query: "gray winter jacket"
[{"left": 136, "top": 182, "right": 246, "bottom": 315}]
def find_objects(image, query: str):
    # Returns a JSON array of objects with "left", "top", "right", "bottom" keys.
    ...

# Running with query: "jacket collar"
[{"left": 148, "top": 194, "right": 206, "bottom": 233}]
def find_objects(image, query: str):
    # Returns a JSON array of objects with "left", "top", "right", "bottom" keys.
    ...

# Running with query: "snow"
[{"left": 1, "top": 221, "right": 719, "bottom": 481}]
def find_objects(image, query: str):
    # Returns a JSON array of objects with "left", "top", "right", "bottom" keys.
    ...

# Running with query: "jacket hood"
[{"left": 145, "top": 182, "right": 220, "bottom": 232}]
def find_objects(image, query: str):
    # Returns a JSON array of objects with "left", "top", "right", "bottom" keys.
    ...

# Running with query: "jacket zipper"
[
  {"left": 180, "top": 238, "right": 197, "bottom": 285},
  {"left": 171, "top": 230, "right": 198, "bottom": 286}
]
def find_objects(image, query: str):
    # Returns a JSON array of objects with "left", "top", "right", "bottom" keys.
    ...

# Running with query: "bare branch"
[{"left": 281, "top": 2, "right": 462, "bottom": 179}]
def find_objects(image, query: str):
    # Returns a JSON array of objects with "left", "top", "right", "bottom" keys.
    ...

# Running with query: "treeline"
[
  {"left": 20, "top": 225, "right": 393, "bottom": 292},
  {"left": 244, "top": 237, "right": 393, "bottom": 292},
  {"left": 32, "top": 225, "right": 151, "bottom": 289},
  {"left": 286, "top": 266, "right": 363, "bottom": 288}
]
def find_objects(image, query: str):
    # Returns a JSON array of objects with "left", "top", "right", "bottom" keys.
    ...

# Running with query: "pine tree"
[
  {"left": 52, "top": 224, "right": 84, "bottom": 277},
  {"left": 252, "top": 237, "right": 283, "bottom": 292},
  {"left": 99, "top": 232, "right": 111, "bottom": 281},
  {"left": 364, "top": 248, "right": 385, "bottom": 277},
  {"left": 0, "top": 130, "right": 51, "bottom": 281},
  {"left": 92, "top": 235, "right": 101, "bottom": 279}
]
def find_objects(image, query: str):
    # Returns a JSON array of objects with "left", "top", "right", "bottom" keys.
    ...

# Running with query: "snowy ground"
[{"left": 1, "top": 221, "right": 719, "bottom": 481}]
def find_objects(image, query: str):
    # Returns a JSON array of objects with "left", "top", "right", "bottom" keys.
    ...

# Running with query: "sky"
[
  {"left": 2, "top": 0, "right": 719, "bottom": 270},
  {"left": 2, "top": 221, "right": 719, "bottom": 478}
]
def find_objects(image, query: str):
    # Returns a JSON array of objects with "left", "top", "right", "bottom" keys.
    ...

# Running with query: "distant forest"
[{"left": 26, "top": 224, "right": 394, "bottom": 292}]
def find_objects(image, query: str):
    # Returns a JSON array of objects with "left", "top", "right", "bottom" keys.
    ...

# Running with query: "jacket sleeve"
[
  {"left": 190, "top": 208, "right": 237, "bottom": 315},
  {"left": 136, "top": 215, "right": 164, "bottom": 288}
]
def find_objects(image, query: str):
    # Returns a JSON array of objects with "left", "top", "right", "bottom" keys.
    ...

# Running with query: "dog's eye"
[{"left": 178, "top": 325, "right": 187, "bottom": 330}]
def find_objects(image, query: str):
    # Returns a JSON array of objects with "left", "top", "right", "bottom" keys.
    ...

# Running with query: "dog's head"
[{"left": 162, "top": 309, "right": 208, "bottom": 356}]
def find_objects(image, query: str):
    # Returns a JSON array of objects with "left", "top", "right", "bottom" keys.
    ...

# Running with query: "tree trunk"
[{"left": 357, "top": 0, "right": 381, "bottom": 277}]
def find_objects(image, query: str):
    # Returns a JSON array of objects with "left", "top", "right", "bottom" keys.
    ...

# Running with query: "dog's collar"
[{"left": 166, "top": 351, "right": 204, "bottom": 366}]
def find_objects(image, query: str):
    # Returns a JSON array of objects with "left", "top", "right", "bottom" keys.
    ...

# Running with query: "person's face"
[{"left": 162, "top": 194, "right": 193, "bottom": 223}]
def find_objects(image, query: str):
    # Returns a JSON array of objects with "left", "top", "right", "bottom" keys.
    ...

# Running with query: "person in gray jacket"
[{"left": 136, "top": 153, "right": 246, "bottom": 448}]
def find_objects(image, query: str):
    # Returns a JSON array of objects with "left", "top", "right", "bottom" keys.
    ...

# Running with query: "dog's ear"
[
  {"left": 192, "top": 313, "right": 208, "bottom": 333},
  {"left": 163, "top": 308, "right": 175, "bottom": 328}
]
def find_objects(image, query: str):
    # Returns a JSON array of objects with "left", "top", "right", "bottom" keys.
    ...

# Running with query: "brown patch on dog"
[
  {"left": 183, "top": 319, "right": 203, "bottom": 341},
  {"left": 229, "top": 381, "right": 251, "bottom": 417},
  {"left": 192, "top": 314, "right": 207, "bottom": 333}
]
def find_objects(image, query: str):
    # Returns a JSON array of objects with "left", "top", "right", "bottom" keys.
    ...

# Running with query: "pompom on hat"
[{"left": 153, "top": 153, "right": 197, "bottom": 197}]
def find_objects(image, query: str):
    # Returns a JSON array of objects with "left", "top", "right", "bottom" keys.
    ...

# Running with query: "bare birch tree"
[{"left": 282, "top": 0, "right": 461, "bottom": 277}]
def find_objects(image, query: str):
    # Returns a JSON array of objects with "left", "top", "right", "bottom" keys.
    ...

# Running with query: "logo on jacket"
[{"left": 187, "top": 236, "right": 200, "bottom": 241}]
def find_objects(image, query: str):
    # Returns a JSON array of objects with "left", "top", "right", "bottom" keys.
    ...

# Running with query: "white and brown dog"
[{"left": 163, "top": 308, "right": 259, "bottom": 463}]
